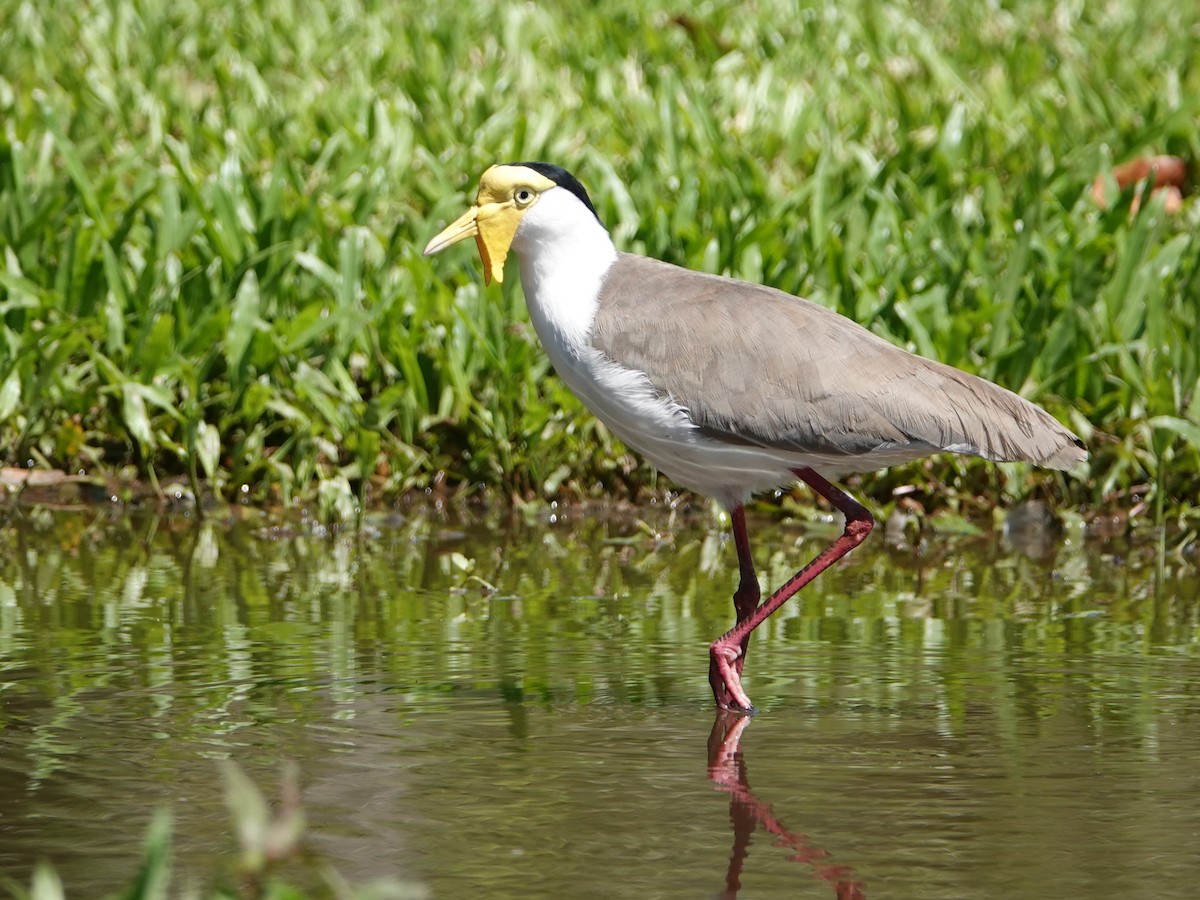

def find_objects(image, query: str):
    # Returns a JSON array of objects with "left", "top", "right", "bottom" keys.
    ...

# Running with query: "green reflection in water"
[{"left": 0, "top": 506, "right": 1197, "bottom": 898}]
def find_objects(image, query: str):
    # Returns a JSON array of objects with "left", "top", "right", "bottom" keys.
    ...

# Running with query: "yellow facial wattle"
[{"left": 423, "top": 164, "right": 557, "bottom": 285}]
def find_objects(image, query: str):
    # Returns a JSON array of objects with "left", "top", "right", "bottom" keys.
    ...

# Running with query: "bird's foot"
[{"left": 708, "top": 640, "right": 756, "bottom": 714}]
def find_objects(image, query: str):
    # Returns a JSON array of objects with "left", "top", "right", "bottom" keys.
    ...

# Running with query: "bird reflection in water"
[{"left": 708, "top": 712, "right": 866, "bottom": 899}]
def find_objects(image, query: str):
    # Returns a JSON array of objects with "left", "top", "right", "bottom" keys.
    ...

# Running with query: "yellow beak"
[
  {"left": 423, "top": 201, "right": 516, "bottom": 285},
  {"left": 423, "top": 206, "right": 479, "bottom": 256}
]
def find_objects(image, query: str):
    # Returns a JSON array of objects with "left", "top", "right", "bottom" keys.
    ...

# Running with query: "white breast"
[{"left": 513, "top": 191, "right": 843, "bottom": 507}]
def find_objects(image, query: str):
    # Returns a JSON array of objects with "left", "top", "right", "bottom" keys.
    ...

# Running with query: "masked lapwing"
[{"left": 424, "top": 162, "right": 1086, "bottom": 713}]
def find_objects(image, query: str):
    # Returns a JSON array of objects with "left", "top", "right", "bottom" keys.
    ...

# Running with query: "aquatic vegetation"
[{"left": 6, "top": 765, "right": 427, "bottom": 899}]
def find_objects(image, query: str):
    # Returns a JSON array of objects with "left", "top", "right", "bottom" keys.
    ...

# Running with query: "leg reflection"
[{"left": 707, "top": 711, "right": 865, "bottom": 899}]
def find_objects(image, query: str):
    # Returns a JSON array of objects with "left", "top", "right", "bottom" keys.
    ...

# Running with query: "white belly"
[
  {"left": 514, "top": 229, "right": 918, "bottom": 506},
  {"left": 549, "top": 342, "right": 903, "bottom": 508}
]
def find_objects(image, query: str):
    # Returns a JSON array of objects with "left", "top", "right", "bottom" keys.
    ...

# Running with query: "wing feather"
[{"left": 589, "top": 254, "right": 1085, "bottom": 470}]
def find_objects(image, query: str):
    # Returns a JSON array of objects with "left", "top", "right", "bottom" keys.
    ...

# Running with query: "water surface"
[{"left": 1, "top": 505, "right": 1197, "bottom": 897}]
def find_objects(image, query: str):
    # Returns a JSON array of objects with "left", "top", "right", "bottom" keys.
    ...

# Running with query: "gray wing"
[{"left": 590, "top": 254, "right": 1085, "bottom": 470}]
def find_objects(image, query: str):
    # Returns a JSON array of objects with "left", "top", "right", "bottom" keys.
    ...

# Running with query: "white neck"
[{"left": 513, "top": 189, "right": 618, "bottom": 355}]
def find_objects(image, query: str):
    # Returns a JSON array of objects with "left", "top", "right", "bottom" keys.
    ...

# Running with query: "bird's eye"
[{"left": 514, "top": 188, "right": 535, "bottom": 206}]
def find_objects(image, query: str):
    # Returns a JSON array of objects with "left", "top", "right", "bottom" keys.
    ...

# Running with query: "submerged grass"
[
  {"left": 1, "top": 0, "right": 1198, "bottom": 526},
  {"left": 5, "top": 763, "right": 427, "bottom": 899}
]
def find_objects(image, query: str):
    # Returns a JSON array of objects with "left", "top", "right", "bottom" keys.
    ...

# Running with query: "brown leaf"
[{"left": 1091, "top": 154, "right": 1189, "bottom": 214}]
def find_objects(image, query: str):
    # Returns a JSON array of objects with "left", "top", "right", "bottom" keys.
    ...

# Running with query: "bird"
[{"left": 424, "top": 162, "right": 1087, "bottom": 713}]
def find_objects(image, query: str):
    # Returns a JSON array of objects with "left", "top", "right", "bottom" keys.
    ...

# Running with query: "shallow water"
[{"left": 1, "top": 504, "right": 1198, "bottom": 897}]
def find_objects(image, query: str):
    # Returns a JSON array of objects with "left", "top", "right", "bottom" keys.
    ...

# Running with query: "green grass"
[
  {"left": 1, "top": 0, "right": 1198, "bottom": 527},
  {"left": 5, "top": 763, "right": 427, "bottom": 899}
]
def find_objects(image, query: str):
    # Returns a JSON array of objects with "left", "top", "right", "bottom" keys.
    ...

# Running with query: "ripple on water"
[{"left": 0, "top": 510, "right": 1197, "bottom": 898}]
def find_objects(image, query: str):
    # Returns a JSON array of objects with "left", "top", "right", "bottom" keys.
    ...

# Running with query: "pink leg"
[
  {"left": 730, "top": 505, "right": 761, "bottom": 627},
  {"left": 709, "top": 506, "right": 762, "bottom": 709},
  {"left": 709, "top": 468, "right": 874, "bottom": 712}
]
